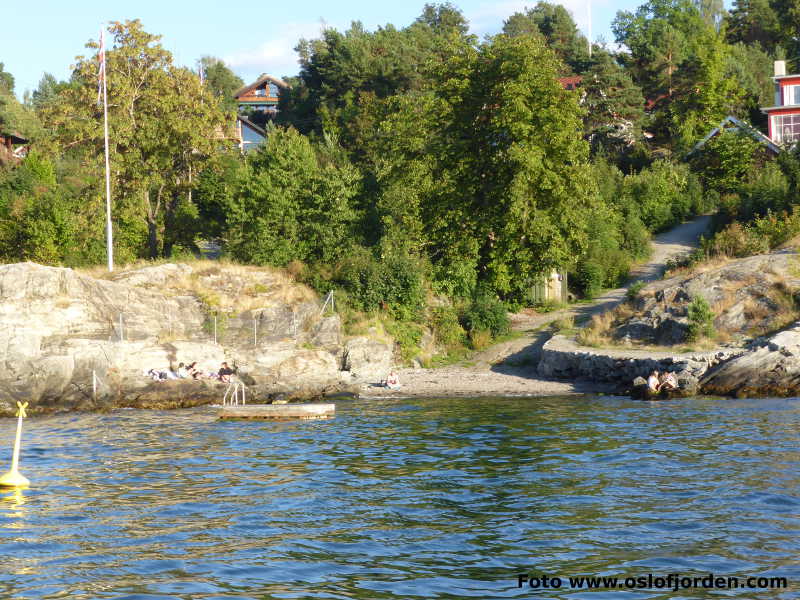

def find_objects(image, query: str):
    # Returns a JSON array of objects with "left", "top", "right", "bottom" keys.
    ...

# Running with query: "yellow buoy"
[{"left": 0, "top": 402, "right": 30, "bottom": 488}]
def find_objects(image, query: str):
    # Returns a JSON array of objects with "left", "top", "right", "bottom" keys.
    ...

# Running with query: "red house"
[{"left": 762, "top": 61, "right": 800, "bottom": 145}]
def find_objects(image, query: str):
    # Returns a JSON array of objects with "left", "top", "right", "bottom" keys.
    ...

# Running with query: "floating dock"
[{"left": 218, "top": 403, "right": 335, "bottom": 420}]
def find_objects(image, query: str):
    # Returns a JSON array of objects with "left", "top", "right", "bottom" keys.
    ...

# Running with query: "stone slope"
[{"left": 0, "top": 262, "right": 392, "bottom": 416}]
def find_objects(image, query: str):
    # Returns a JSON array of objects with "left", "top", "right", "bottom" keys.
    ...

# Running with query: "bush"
[
  {"left": 626, "top": 281, "right": 645, "bottom": 301},
  {"left": 332, "top": 248, "right": 425, "bottom": 321},
  {"left": 460, "top": 294, "right": 510, "bottom": 338},
  {"left": 709, "top": 222, "right": 769, "bottom": 258},
  {"left": 575, "top": 260, "right": 604, "bottom": 300},
  {"left": 687, "top": 296, "right": 715, "bottom": 342},
  {"left": 431, "top": 306, "right": 467, "bottom": 349}
]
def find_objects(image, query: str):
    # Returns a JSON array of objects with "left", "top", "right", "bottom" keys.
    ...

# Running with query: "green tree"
[
  {"left": 582, "top": 53, "right": 645, "bottom": 151},
  {"left": 502, "top": 2, "right": 591, "bottom": 74},
  {"left": 725, "top": 0, "right": 781, "bottom": 51},
  {"left": 198, "top": 56, "right": 243, "bottom": 113},
  {"left": 0, "top": 63, "right": 14, "bottom": 94},
  {"left": 226, "top": 126, "right": 360, "bottom": 266},
  {"left": 44, "top": 20, "right": 229, "bottom": 259},
  {"left": 431, "top": 33, "right": 599, "bottom": 300}
]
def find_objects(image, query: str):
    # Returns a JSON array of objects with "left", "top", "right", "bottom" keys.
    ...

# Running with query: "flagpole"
[{"left": 101, "top": 27, "right": 114, "bottom": 272}]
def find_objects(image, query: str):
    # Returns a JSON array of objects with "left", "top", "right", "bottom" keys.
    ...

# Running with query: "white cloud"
[
  {"left": 467, "top": 0, "right": 612, "bottom": 41},
  {"left": 223, "top": 21, "right": 331, "bottom": 76}
]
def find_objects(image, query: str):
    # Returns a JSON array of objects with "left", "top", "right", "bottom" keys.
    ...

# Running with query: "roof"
[
  {"left": 689, "top": 115, "right": 780, "bottom": 156},
  {"left": 237, "top": 115, "right": 266, "bottom": 138},
  {"left": 558, "top": 75, "right": 582, "bottom": 89},
  {"left": 773, "top": 74, "right": 800, "bottom": 82},
  {"left": 234, "top": 74, "right": 290, "bottom": 99},
  {"left": 0, "top": 131, "right": 28, "bottom": 144},
  {"left": 761, "top": 104, "right": 800, "bottom": 112}
]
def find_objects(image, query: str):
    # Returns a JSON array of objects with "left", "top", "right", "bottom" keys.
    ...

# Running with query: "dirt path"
[{"left": 364, "top": 216, "right": 712, "bottom": 399}]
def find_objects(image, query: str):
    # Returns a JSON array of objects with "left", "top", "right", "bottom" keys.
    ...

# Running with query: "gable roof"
[
  {"left": 234, "top": 74, "right": 290, "bottom": 99},
  {"left": 689, "top": 115, "right": 780, "bottom": 156}
]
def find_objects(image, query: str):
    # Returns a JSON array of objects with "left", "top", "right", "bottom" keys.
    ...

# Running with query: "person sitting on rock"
[
  {"left": 660, "top": 371, "right": 678, "bottom": 391},
  {"left": 218, "top": 362, "right": 235, "bottom": 383},
  {"left": 187, "top": 362, "right": 202, "bottom": 379},
  {"left": 647, "top": 371, "right": 660, "bottom": 393},
  {"left": 176, "top": 363, "right": 190, "bottom": 379},
  {"left": 385, "top": 371, "right": 401, "bottom": 390}
]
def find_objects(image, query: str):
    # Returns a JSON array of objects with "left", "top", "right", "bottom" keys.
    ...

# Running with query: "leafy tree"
[
  {"left": 431, "top": 33, "right": 599, "bottom": 300},
  {"left": 668, "top": 26, "right": 743, "bottom": 149},
  {"left": 198, "top": 56, "right": 243, "bottom": 113},
  {"left": 613, "top": 0, "right": 707, "bottom": 100},
  {"left": 226, "top": 126, "right": 360, "bottom": 266},
  {"left": 43, "top": 20, "right": 229, "bottom": 259},
  {"left": 0, "top": 63, "right": 13, "bottom": 94},
  {"left": 502, "top": 2, "right": 591, "bottom": 73}
]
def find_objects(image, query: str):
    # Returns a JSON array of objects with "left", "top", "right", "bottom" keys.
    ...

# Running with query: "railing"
[{"left": 222, "top": 381, "right": 247, "bottom": 406}]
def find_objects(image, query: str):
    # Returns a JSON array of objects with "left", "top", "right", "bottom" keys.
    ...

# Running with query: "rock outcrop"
[
  {"left": 0, "top": 262, "right": 392, "bottom": 416},
  {"left": 614, "top": 252, "right": 800, "bottom": 345},
  {"left": 700, "top": 323, "right": 800, "bottom": 397}
]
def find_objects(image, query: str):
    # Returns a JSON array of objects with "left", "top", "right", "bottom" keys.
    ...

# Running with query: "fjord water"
[{"left": 0, "top": 396, "right": 798, "bottom": 599}]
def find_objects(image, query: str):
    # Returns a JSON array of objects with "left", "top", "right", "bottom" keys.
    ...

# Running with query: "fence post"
[{"left": 92, "top": 370, "right": 97, "bottom": 401}]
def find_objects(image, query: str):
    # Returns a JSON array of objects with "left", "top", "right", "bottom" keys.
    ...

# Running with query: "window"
[
  {"left": 773, "top": 113, "right": 800, "bottom": 144},
  {"left": 254, "top": 87, "right": 265, "bottom": 97},
  {"left": 268, "top": 83, "right": 279, "bottom": 97},
  {"left": 784, "top": 85, "right": 800, "bottom": 106}
]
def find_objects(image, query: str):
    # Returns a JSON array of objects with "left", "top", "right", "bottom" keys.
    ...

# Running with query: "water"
[{"left": 0, "top": 396, "right": 798, "bottom": 599}]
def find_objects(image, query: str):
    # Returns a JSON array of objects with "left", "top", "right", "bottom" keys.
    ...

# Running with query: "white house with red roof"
[{"left": 762, "top": 61, "right": 800, "bottom": 146}]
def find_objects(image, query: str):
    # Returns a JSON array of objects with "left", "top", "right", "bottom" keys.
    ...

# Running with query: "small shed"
[
  {"left": 529, "top": 269, "right": 568, "bottom": 305},
  {"left": 0, "top": 130, "right": 28, "bottom": 162}
]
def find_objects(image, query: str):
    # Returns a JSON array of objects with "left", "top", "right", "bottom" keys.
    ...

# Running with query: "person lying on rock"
[{"left": 187, "top": 362, "right": 202, "bottom": 379}]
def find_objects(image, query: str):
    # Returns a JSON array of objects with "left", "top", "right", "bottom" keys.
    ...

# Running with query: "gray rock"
[{"left": 342, "top": 337, "right": 394, "bottom": 383}]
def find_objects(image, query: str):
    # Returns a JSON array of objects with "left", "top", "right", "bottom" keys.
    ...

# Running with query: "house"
[
  {"left": 234, "top": 73, "right": 290, "bottom": 116},
  {"left": 690, "top": 115, "right": 780, "bottom": 156},
  {"left": 235, "top": 115, "right": 266, "bottom": 153},
  {"left": 529, "top": 270, "right": 569, "bottom": 305},
  {"left": 558, "top": 75, "right": 582, "bottom": 91},
  {"left": 761, "top": 61, "right": 800, "bottom": 146},
  {"left": 0, "top": 130, "right": 28, "bottom": 163}
]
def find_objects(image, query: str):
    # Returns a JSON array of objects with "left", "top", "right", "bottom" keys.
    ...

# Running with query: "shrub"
[
  {"left": 460, "top": 294, "right": 510, "bottom": 338},
  {"left": 626, "top": 281, "right": 645, "bottom": 301},
  {"left": 575, "top": 260, "right": 604, "bottom": 300},
  {"left": 710, "top": 222, "right": 769, "bottom": 258},
  {"left": 687, "top": 296, "right": 715, "bottom": 342},
  {"left": 431, "top": 306, "right": 467, "bottom": 349}
]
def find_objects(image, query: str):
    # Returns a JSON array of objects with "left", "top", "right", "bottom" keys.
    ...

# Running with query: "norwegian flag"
[{"left": 97, "top": 28, "right": 106, "bottom": 106}]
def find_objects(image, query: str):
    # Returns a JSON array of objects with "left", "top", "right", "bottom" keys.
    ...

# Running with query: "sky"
[{"left": 4, "top": 0, "right": 646, "bottom": 99}]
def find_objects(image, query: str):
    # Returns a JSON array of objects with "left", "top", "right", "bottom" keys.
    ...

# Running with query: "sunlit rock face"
[{"left": 0, "top": 262, "right": 391, "bottom": 416}]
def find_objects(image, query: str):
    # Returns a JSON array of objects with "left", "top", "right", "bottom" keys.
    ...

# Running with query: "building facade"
[{"left": 762, "top": 61, "right": 800, "bottom": 146}]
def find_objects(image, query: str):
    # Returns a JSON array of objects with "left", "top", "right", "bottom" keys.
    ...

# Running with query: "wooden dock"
[{"left": 218, "top": 403, "right": 335, "bottom": 420}]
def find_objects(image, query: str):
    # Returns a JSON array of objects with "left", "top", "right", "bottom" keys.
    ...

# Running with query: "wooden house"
[
  {"left": 762, "top": 61, "right": 800, "bottom": 145},
  {"left": 234, "top": 74, "right": 289, "bottom": 116},
  {"left": 0, "top": 130, "right": 28, "bottom": 163},
  {"left": 236, "top": 115, "right": 267, "bottom": 153}
]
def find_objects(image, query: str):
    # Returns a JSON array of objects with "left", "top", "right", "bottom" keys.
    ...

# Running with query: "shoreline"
[{"left": 356, "top": 365, "right": 618, "bottom": 399}]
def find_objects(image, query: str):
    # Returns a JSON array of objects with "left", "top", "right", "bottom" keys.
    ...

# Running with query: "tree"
[
  {"left": 198, "top": 56, "right": 243, "bottom": 113},
  {"left": 431, "top": 33, "right": 599, "bottom": 299},
  {"left": 0, "top": 63, "right": 13, "bottom": 94},
  {"left": 227, "top": 126, "right": 360, "bottom": 266},
  {"left": 613, "top": 0, "right": 707, "bottom": 99},
  {"left": 725, "top": 0, "right": 781, "bottom": 51},
  {"left": 582, "top": 53, "right": 645, "bottom": 151},
  {"left": 503, "top": 2, "right": 591, "bottom": 74},
  {"left": 43, "top": 20, "right": 229, "bottom": 259}
]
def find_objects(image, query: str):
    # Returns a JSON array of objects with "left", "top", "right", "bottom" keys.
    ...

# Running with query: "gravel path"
[{"left": 364, "top": 216, "right": 712, "bottom": 399}]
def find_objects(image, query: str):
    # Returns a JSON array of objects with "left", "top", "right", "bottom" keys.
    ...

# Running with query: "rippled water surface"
[{"left": 0, "top": 396, "right": 799, "bottom": 599}]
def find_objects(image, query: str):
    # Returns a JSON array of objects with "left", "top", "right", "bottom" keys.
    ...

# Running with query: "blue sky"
[{"left": 5, "top": 0, "right": 645, "bottom": 98}]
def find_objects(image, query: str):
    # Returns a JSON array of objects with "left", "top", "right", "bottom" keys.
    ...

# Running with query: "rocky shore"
[{"left": 0, "top": 262, "right": 393, "bottom": 417}]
